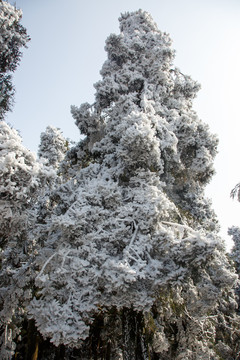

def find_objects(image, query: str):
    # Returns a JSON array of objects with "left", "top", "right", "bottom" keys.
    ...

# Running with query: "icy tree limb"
[{"left": 36, "top": 252, "right": 58, "bottom": 279}]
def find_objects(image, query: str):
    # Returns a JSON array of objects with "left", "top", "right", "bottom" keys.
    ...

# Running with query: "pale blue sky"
[{"left": 6, "top": 0, "right": 240, "bottom": 249}]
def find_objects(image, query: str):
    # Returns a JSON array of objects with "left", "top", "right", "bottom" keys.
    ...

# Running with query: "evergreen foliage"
[
  {"left": 38, "top": 126, "right": 68, "bottom": 168},
  {"left": 229, "top": 184, "right": 240, "bottom": 313},
  {"left": 0, "top": 0, "right": 30, "bottom": 119},
  {"left": 0, "top": 121, "right": 56, "bottom": 359}
]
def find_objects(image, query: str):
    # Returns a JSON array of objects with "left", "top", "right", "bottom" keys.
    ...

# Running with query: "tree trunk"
[
  {"left": 14, "top": 309, "right": 152, "bottom": 360},
  {"left": 122, "top": 308, "right": 148, "bottom": 360}
]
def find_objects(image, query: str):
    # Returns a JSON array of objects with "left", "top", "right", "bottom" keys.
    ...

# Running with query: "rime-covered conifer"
[
  {"left": 229, "top": 185, "right": 240, "bottom": 309},
  {"left": 29, "top": 10, "right": 238, "bottom": 359},
  {"left": 228, "top": 190, "right": 240, "bottom": 329},
  {"left": 0, "top": 1, "right": 29, "bottom": 119},
  {"left": 0, "top": 121, "right": 55, "bottom": 359},
  {"left": 38, "top": 126, "right": 68, "bottom": 168}
]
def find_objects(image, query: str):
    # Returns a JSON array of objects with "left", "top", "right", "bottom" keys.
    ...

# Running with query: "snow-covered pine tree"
[
  {"left": 229, "top": 183, "right": 240, "bottom": 291},
  {"left": 38, "top": 126, "right": 68, "bottom": 168},
  {"left": 0, "top": 121, "right": 57, "bottom": 359},
  {"left": 0, "top": 126, "right": 66, "bottom": 360},
  {"left": 227, "top": 188, "right": 240, "bottom": 356},
  {"left": 224, "top": 183, "right": 240, "bottom": 359},
  {"left": 229, "top": 226, "right": 240, "bottom": 278},
  {"left": 29, "top": 10, "right": 238, "bottom": 359},
  {"left": 0, "top": 1, "right": 29, "bottom": 120}
]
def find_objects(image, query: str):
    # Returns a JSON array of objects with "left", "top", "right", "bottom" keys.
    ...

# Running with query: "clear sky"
[{"left": 6, "top": 0, "right": 240, "bottom": 250}]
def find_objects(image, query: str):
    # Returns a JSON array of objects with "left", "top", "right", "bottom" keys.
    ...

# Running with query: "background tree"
[
  {"left": 0, "top": 124, "right": 67, "bottom": 359},
  {"left": 38, "top": 126, "right": 68, "bottom": 169},
  {"left": 229, "top": 183, "right": 240, "bottom": 303},
  {"left": 229, "top": 226, "right": 240, "bottom": 280},
  {"left": 227, "top": 184, "right": 240, "bottom": 358},
  {"left": 28, "top": 10, "right": 238, "bottom": 360},
  {"left": 0, "top": 0, "right": 30, "bottom": 120},
  {"left": 227, "top": 186, "right": 240, "bottom": 356},
  {"left": 0, "top": 121, "right": 56, "bottom": 358}
]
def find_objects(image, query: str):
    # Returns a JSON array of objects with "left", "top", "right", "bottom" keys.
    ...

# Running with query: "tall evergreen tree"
[
  {"left": 227, "top": 187, "right": 240, "bottom": 358},
  {"left": 27, "top": 11, "right": 239, "bottom": 359},
  {"left": 229, "top": 183, "right": 240, "bottom": 300},
  {"left": 0, "top": 121, "right": 57, "bottom": 359},
  {"left": 229, "top": 185, "right": 240, "bottom": 313},
  {"left": 0, "top": 0, "right": 30, "bottom": 120}
]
